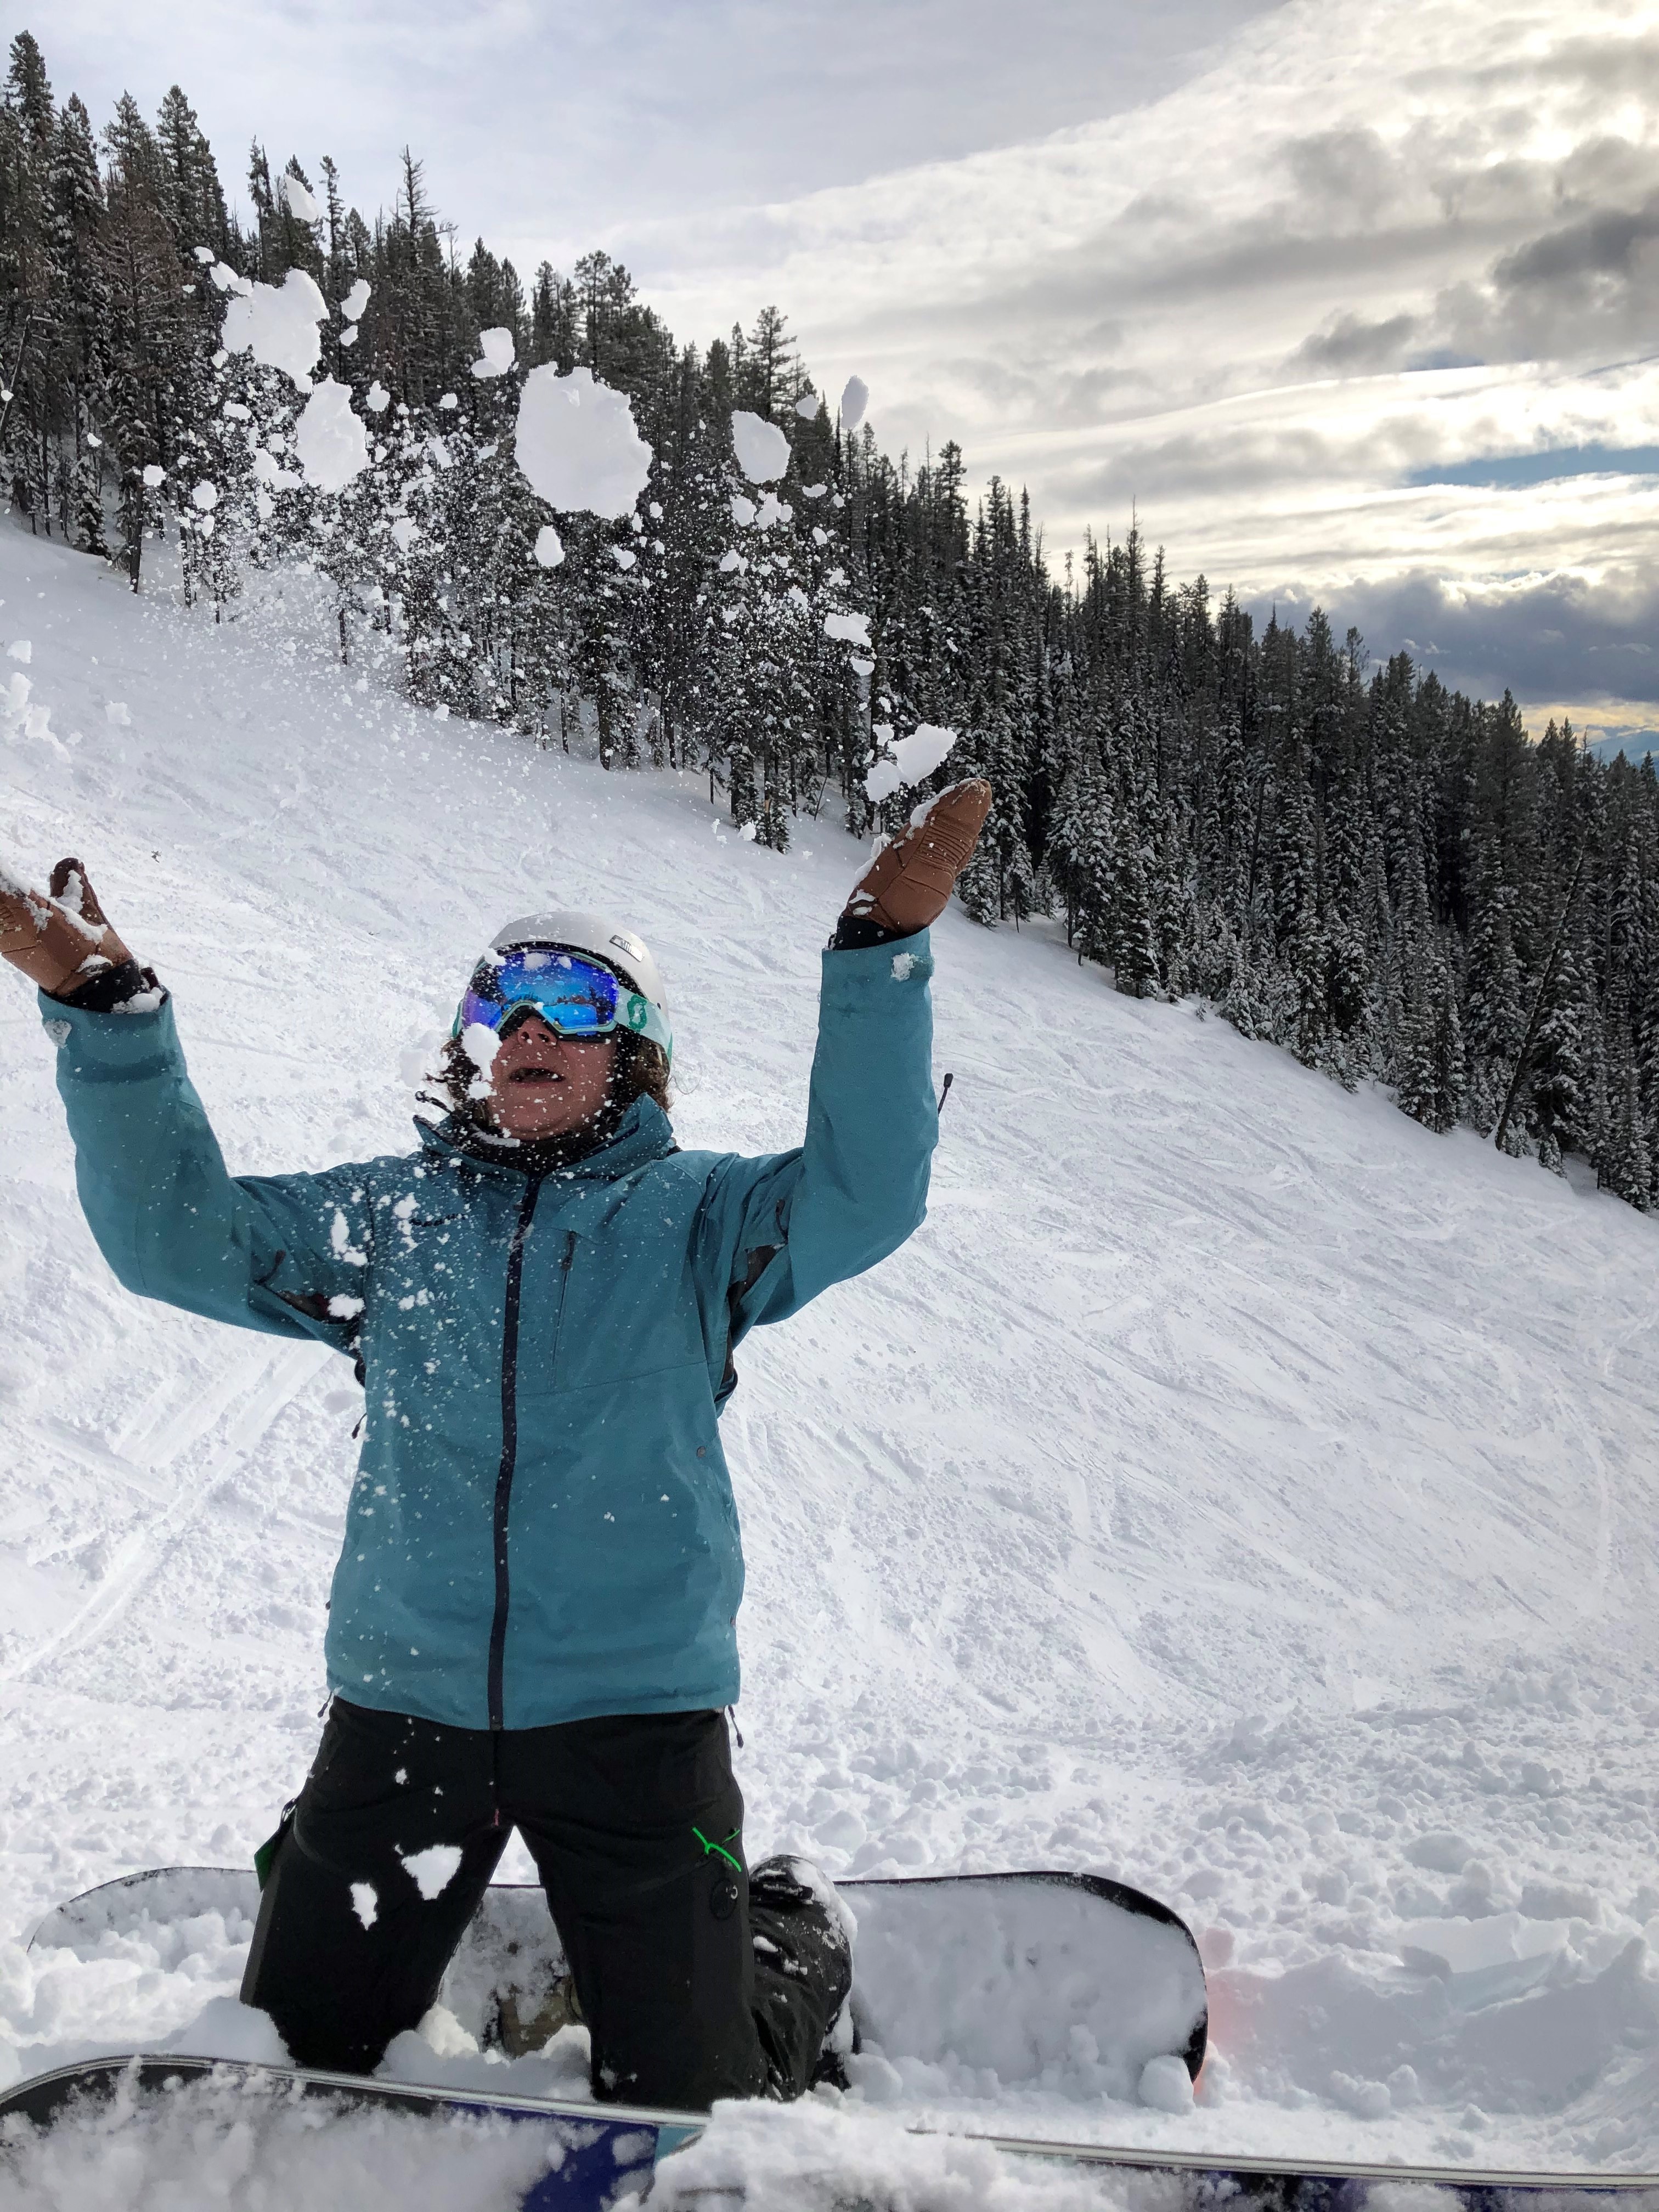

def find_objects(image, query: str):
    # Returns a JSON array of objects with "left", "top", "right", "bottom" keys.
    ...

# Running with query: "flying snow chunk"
[
  {"left": 427, "top": 433, "right": 452, "bottom": 469},
  {"left": 533, "top": 523, "right": 565, "bottom": 568},
  {"left": 840, "top": 375, "right": 869, "bottom": 432},
  {"left": 515, "top": 364, "right": 652, "bottom": 519},
  {"left": 280, "top": 172, "right": 322, "bottom": 223},
  {"left": 865, "top": 721, "right": 959, "bottom": 803},
  {"left": 472, "top": 326, "right": 516, "bottom": 379},
  {"left": 824, "top": 610, "right": 872, "bottom": 650},
  {"left": 252, "top": 447, "right": 300, "bottom": 492},
  {"left": 342, "top": 276, "right": 371, "bottom": 320},
  {"left": 351, "top": 1882, "right": 378, "bottom": 1929},
  {"left": 794, "top": 392, "right": 820, "bottom": 420},
  {"left": 611, "top": 545, "right": 636, "bottom": 571},
  {"left": 221, "top": 266, "right": 327, "bottom": 386},
  {"left": 731, "top": 410, "right": 788, "bottom": 484},
  {"left": 718, "top": 549, "right": 746, "bottom": 574},
  {"left": 755, "top": 490, "right": 792, "bottom": 529},
  {"left": 802, "top": 482, "right": 828, "bottom": 500},
  {"left": 340, "top": 323, "right": 358, "bottom": 348},
  {"left": 391, "top": 516, "right": 419, "bottom": 553},
  {"left": 192, "top": 245, "right": 215, "bottom": 266},
  {"left": 365, "top": 380, "right": 390, "bottom": 414},
  {"left": 730, "top": 494, "right": 755, "bottom": 528},
  {"left": 191, "top": 481, "right": 218, "bottom": 512},
  {"left": 295, "top": 378, "right": 369, "bottom": 492}
]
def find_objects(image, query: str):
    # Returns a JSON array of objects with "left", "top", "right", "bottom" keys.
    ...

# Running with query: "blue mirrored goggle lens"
[{"left": 459, "top": 949, "right": 623, "bottom": 1037}]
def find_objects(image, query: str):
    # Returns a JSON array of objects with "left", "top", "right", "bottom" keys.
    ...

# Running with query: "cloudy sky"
[{"left": 37, "top": 0, "right": 1659, "bottom": 748}]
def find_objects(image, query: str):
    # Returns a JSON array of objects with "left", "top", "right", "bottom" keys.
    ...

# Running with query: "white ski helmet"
[{"left": 487, "top": 911, "right": 673, "bottom": 1062}]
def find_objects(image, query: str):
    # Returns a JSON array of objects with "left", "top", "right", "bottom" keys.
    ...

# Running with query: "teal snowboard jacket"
[{"left": 42, "top": 934, "right": 937, "bottom": 1730}]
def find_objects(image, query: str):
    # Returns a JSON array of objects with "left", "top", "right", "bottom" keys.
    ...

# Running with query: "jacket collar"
[{"left": 415, "top": 1097, "right": 677, "bottom": 1184}]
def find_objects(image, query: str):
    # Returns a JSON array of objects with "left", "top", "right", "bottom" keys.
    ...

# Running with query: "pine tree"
[{"left": 1397, "top": 941, "right": 1466, "bottom": 1133}]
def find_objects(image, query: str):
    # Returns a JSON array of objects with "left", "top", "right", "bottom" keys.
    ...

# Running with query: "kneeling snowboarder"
[{"left": 0, "top": 781, "right": 991, "bottom": 2109}]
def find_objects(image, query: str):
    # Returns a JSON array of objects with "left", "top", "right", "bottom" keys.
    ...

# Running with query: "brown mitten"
[
  {"left": 0, "top": 856, "right": 134, "bottom": 999},
  {"left": 842, "top": 778, "right": 992, "bottom": 935}
]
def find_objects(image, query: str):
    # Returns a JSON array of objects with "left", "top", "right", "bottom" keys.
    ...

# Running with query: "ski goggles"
[{"left": 452, "top": 946, "right": 673, "bottom": 1062}]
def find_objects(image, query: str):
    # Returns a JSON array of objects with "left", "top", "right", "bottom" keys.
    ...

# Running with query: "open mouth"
[{"left": 507, "top": 1066, "right": 563, "bottom": 1085}]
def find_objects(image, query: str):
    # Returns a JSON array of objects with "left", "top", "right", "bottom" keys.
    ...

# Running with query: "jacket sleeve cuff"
[
  {"left": 40, "top": 982, "right": 178, "bottom": 1079},
  {"left": 47, "top": 959, "right": 166, "bottom": 1013},
  {"left": 829, "top": 915, "right": 923, "bottom": 952},
  {"left": 817, "top": 924, "right": 934, "bottom": 1000}
]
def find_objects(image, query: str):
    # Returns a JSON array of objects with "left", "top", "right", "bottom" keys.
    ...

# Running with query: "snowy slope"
[{"left": 3, "top": 521, "right": 1659, "bottom": 2200}]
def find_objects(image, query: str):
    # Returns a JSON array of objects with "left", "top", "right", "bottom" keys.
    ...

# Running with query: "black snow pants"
[{"left": 241, "top": 1699, "right": 845, "bottom": 2110}]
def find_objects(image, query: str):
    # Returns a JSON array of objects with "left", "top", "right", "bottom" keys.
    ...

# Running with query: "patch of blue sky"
[
  {"left": 1586, "top": 732, "right": 1659, "bottom": 765},
  {"left": 1406, "top": 447, "right": 1659, "bottom": 491}
]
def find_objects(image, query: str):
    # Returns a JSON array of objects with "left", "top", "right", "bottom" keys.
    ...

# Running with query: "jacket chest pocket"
[{"left": 520, "top": 1225, "right": 703, "bottom": 1398}]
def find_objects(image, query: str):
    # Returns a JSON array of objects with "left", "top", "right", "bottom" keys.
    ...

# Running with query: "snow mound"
[
  {"left": 294, "top": 379, "right": 369, "bottom": 493},
  {"left": 652, "top": 2098, "right": 1111, "bottom": 2209},
  {"left": 167, "top": 1994, "right": 290, "bottom": 2064},
  {"left": 514, "top": 365, "right": 651, "bottom": 518},
  {"left": 221, "top": 267, "right": 327, "bottom": 387},
  {"left": 731, "top": 410, "right": 789, "bottom": 484}
]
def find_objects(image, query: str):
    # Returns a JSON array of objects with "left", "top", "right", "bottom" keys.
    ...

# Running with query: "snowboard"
[
  {"left": 0, "top": 2054, "right": 692, "bottom": 2207},
  {"left": 4, "top": 2054, "right": 1657, "bottom": 2210},
  {"left": 25, "top": 1863, "right": 1210, "bottom": 2096}
]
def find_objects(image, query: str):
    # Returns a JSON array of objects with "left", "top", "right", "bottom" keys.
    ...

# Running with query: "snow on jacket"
[{"left": 41, "top": 934, "right": 937, "bottom": 1730}]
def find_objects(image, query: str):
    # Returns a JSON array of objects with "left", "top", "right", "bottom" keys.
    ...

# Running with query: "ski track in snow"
[{"left": 2, "top": 525, "right": 1659, "bottom": 2197}]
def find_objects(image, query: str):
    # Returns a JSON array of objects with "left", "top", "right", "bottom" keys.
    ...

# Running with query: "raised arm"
[
  {"left": 2, "top": 854, "right": 370, "bottom": 1347},
  {"left": 696, "top": 780, "right": 990, "bottom": 1352}
]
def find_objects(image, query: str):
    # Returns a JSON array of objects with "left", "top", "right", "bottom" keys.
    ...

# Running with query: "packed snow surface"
[
  {"left": 866, "top": 721, "right": 960, "bottom": 802},
  {"left": 4, "top": 525, "right": 1659, "bottom": 2200},
  {"left": 512, "top": 364, "right": 651, "bottom": 518},
  {"left": 293, "top": 379, "right": 369, "bottom": 494},
  {"left": 219, "top": 268, "right": 327, "bottom": 388},
  {"left": 730, "top": 409, "right": 790, "bottom": 483}
]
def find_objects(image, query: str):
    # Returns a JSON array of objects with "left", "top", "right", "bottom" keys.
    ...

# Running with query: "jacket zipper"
[{"left": 487, "top": 1175, "right": 544, "bottom": 1731}]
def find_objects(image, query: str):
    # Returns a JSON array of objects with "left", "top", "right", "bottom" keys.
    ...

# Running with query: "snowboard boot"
[
  {"left": 497, "top": 1971, "right": 584, "bottom": 2058},
  {"left": 747, "top": 1855, "right": 856, "bottom": 2098}
]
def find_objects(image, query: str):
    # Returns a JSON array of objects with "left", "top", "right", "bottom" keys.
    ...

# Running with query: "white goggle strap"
[{"left": 623, "top": 990, "right": 674, "bottom": 1065}]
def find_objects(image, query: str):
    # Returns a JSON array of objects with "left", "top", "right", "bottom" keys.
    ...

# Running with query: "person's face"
[{"left": 487, "top": 1010, "right": 619, "bottom": 1142}]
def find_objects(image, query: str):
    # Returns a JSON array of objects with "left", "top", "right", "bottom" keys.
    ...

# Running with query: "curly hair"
[{"left": 428, "top": 1026, "right": 673, "bottom": 1135}]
